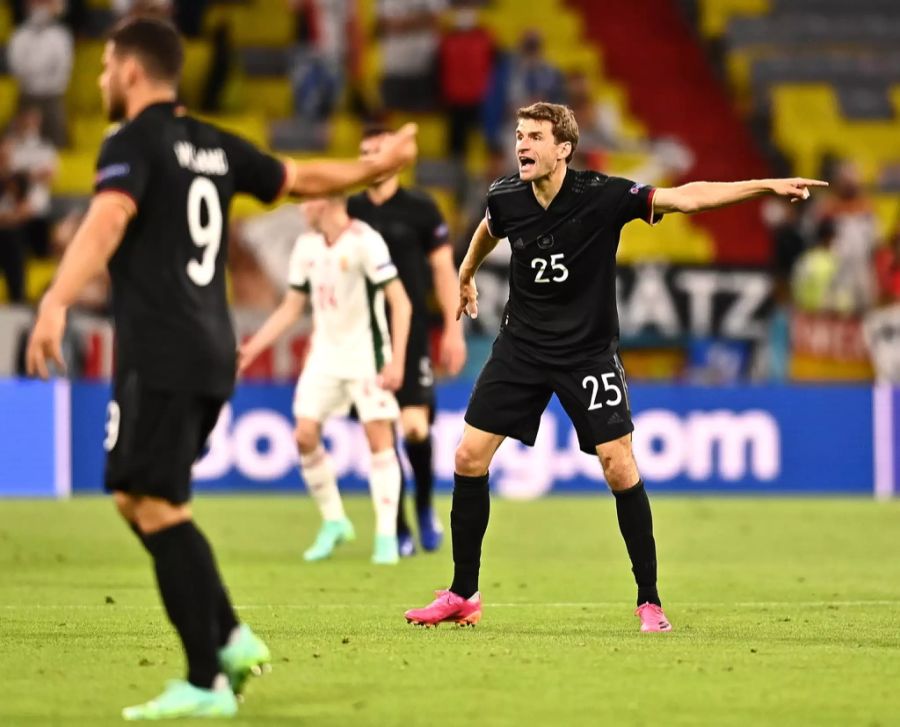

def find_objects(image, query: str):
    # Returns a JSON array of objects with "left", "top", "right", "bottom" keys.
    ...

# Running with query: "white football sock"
[
  {"left": 299, "top": 446, "right": 345, "bottom": 522},
  {"left": 369, "top": 449, "right": 401, "bottom": 537}
]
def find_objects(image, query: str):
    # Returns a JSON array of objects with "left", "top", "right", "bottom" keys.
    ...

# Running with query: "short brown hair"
[
  {"left": 109, "top": 17, "right": 183, "bottom": 83},
  {"left": 517, "top": 102, "right": 579, "bottom": 163}
]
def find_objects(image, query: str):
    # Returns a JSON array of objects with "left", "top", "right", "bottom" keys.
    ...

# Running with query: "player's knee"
[
  {"left": 112, "top": 491, "right": 137, "bottom": 522},
  {"left": 132, "top": 498, "right": 191, "bottom": 534},
  {"left": 294, "top": 422, "right": 320, "bottom": 455},
  {"left": 364, "top": 421, "right": 394, "bottom": 452},
  {"left": 400, "top": 408, "right": 430, "bottom": 443},
  {"left": 597, "top": 439, "right": 639, "bottom": 491},
  {"left": 455, "top": 442, "right": 489, "bottom": 477}
]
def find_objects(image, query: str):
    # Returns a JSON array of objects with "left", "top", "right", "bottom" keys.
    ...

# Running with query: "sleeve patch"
[{"left": 95, "top": 163, "right": 131, "bottom": 185}]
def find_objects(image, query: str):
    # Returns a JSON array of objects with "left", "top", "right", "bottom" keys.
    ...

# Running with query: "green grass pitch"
[{"left": 1, "top": 495, "right": 899, "bottom": 726}]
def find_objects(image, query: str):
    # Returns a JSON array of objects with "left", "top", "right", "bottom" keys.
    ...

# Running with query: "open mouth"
[{"left": 518, "top": 156, "right": 536, "bottom": 172}]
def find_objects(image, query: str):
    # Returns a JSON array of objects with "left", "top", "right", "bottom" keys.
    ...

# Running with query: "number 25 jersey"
[
  {"left": 485, "top": 169, "right": 660, "bottom": 368},
  {"left": 94, "top": 102, "right": 286, "bottom": 397}
]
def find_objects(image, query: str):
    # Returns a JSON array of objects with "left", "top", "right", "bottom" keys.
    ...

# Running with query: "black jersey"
[
  {"left": 347, "top": 187, "right": 448, "bottom": 325},
  {"left": 94, "top": 102, "right": 286, "bottom": 396},
  {"left": 485, "top": 168, "right": 660, "bottom": 367}
]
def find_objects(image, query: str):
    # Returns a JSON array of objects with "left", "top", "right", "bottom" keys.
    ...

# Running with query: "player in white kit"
[{"left": 238, "top": 195, "right": 412, "bottom": 564}]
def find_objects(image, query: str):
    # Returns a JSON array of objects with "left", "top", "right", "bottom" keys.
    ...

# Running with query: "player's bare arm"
[
  {"left": 379, "top": 278, "right": 412, "bottom": 392},
  {"left": 284, "top": 123, "right": 418, "bottom": 198},
  {"left": 26, "top": 192, "right": 134, "bottom": 379},
  {"left": 652, "top": 177, "right": 828, "bottom": 215},
  {"left": 429, "top": 245, "right": 467, "bottom": 375},
  {"left": 237, "top": 288, "right": 308, "bottom": 375},
  {"left": 457, "top": 218, "right": 501, "bottom": 320}
]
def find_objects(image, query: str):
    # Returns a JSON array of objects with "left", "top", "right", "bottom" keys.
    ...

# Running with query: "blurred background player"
[
  {"left": 404, "top": 102, "right": 826, "bottom": 632},
  {"left": 239, "top": 195, "right": 412, "bottom": 565},
  {"left": 25, "top": 17, "right": 417, "bottom": 721},
  {"left": 349, "top": 125, "right": 467, "bottom": 556}
]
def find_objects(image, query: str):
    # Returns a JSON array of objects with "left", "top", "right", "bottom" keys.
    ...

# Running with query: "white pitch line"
[{"left": 0, "top": 600, "right": 898, "bottom": 610}]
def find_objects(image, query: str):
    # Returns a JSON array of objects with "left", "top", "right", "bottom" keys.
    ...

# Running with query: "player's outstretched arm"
[
  {"left": 285, "top": 123, "right": 418, "bottom": 198},
  {"left": 378, "top": 278, "right": 412, "bottom": 391},
  {"left": 26, "top": 192, "right": 133, "bottom": 379},
  {"left": 457, "top": 218, "right": 501, "bottom": 320},
  {"left": 429, "top": 245, "right": 467, "bottom": 375},
  {"left": 237, "top": 289, "right": 307, "bottom": 375},
  {"left": 653, "top": 178, "right": 828, "bottom": 215}
]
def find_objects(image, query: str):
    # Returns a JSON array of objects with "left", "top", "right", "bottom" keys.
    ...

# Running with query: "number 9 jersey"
[{"left": 94, "top": 101, "right": 287, "bottom": 398}]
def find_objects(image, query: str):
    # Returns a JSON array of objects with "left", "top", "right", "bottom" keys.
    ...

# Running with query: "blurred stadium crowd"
[{"left": 0, "top": 0, "right": 898, "bottom": 383}]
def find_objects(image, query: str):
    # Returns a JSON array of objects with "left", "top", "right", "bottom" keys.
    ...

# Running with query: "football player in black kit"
[
  {"left": 25, "top": 18, "right": 417, "bottom": 720},
  {"left": 348, "top": 127, "right": 467, "bottom": 556},
  {"left": 404, "top": 102, "right": 826, "bottom": 630}
]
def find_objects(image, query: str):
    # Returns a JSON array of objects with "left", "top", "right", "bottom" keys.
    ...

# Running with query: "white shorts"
[{"left": 293, "top": 371, "right": 400, "bottom": 423}]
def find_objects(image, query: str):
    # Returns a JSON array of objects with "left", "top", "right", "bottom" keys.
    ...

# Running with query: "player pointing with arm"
[
  {"left": 238, "top": 196, "right": 413, "bottom": 565},
  {"left": 25, "top": 17, "right": 416, "bottom": 721},
  {"left": 406, "top": 102, "right": 825, "bottom": 631}
]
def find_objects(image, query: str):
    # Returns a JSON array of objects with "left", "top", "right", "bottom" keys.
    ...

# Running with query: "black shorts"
[
  {"left": 464, "top": 334, "right": 633, "bottom": 454},
  {"left": 104, "top": 372, "right": 225, "bottom": 505},
  {"left": 395, "top": 330, "right": 435, "bottom": 410}
]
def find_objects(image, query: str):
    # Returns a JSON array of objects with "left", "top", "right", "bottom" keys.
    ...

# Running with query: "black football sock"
[
  {"left": 405, "top": 437, "right": 435, "bottom": 515},
  {"left": 395, "top": 445, "right": 412, "bottom": 537},
  {"left": 449, "top": 473, "right": 490, "bottom": 599},
  {"left": 612, "top": 480, "right": 661, "bottom": 607},
  {"left": 143, "top": 521, "right": 225, "bottom": 688}
]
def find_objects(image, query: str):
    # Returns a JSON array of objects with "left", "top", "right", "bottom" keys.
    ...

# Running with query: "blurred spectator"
[
  {"left": 376, "top": 0, "right": 445, "bottom": 112},
  {"left": 818, "top": 160, "right": 879, "bottom": 312},
  {"left": 173, "top": 0, "right": 207, "bottom": 37},
  {"left": 507, "top": 30, "right": 566, "bottom": 112},
  {"left": 763, "top": 197, "right": 809, "bottom": 283},
  {"left": 6, "top": 107, "right": 58, "bottom": 258},
  {"left": 566, "top": 70, "right": 693, "bottom": 182},
  {"left": 874, "top": 226, "right": 900, "bottom": 305},
  {"left": 288, "top": 0, "right": 358, "bottom": 121},
  {"left": 7, "top": 0, "right": 73, "bottom": 147},
  {"left": 791, "top": 218, "right": 841, "bottom": 313},
  {"left": 0, "top": 140, "right": 32, "bottom": 303},
  {"left": 438, "top": 5, "right": 494, "bottom": 160}
]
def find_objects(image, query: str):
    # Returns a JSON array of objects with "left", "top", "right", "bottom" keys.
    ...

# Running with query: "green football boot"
[
  {"left": 218, "top": 624, "right": 271, "bottom": 696},
  {"left": 372, "top": 534, "right": 399, "bottom": 565},
  {"left": 303, "top": 518, "right": 355, "bottom": 561},
  {"left": 122, "top": 679, "right": 237, "bottom": 720}
]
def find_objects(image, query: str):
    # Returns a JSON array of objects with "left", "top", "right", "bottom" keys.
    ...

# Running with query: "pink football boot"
[
  {"left": 405, "top": 590, "right": 482, "bottom": 628},
  {"left": 636, "top": 602, "right": 672, "bottom": 632}
]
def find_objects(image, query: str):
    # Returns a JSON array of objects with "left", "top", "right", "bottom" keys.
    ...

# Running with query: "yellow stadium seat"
[
  {"left": 873, "top": 195, "right": 900, "bottom": 240},
  {"left": 388, "top": 113, "right": 447, "bottom": 159},
  {"left": 53, "top": 152, "right": 99, "bottom": 196},
  {"left": 26, "top": 259, "right": 59, "bottom": 303},
  {"left": 179, "top": 40, "right": 213, "bottom": 110},
  {"left": 328, "top": 113, "right": 363, "bottom": 157},
  {"left": 71, "top": 116, "right": 114, "bottom": 151},
  {"left": 618, "top": 214, "right": 715, "bottom": 265},
  {"left": 698, "top": 0, "right": 772, "bottom": 38},
  {"left": 241, "top": 77, "right": 293, "bottom": 118},
  {"left": 0, "top": 3, "right": 12, "bottom": 43},
  {"left": 67, "top": 41, "right": 105, "bottom": 116},
  {"left": 203, "top": 0, "right": 294, "bottom": 47},
  {"left": 0, "top": 76, "right": 19, "bottom": 131}
]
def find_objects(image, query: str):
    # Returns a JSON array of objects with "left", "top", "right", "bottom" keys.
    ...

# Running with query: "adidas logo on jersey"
[{"left": 608, "top": 412, "right": 624, "bottom": 425}]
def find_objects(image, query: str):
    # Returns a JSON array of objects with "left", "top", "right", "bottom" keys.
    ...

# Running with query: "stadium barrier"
[{"left": 1, "top": 379, "right": 896, "bottom": 498}]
